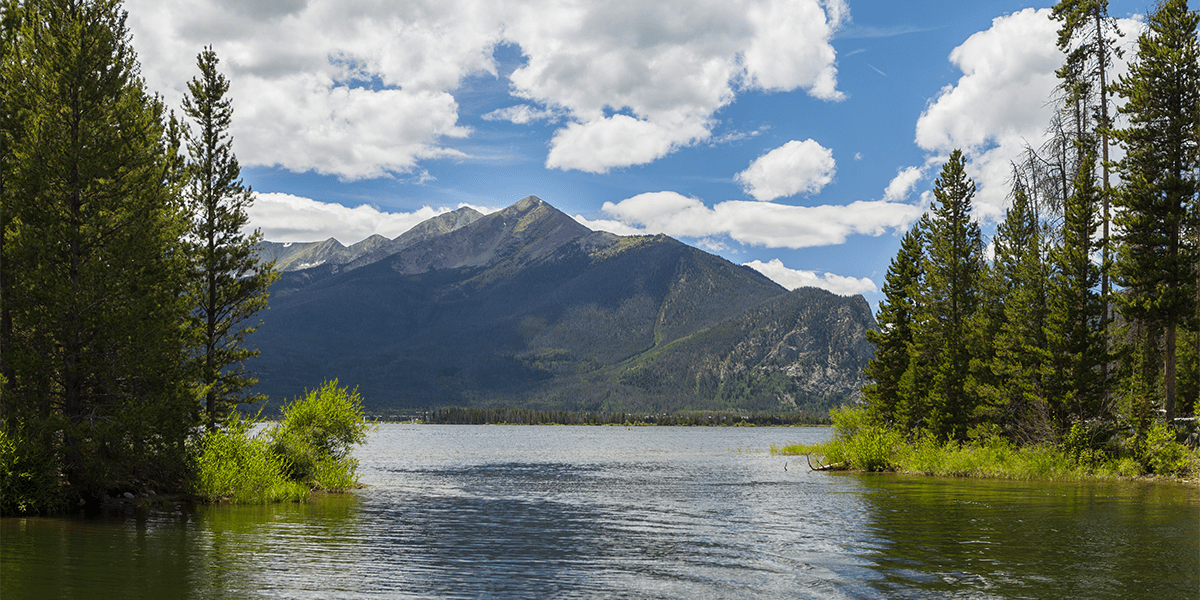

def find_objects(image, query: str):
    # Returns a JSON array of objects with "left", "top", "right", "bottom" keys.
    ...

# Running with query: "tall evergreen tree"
[
  {"left": 0, "top": 0, "right": 22, "bottom": 389},
  {"left": 1052, "top": 0, "right": 1122, "bottom": 316},
  {"left": 981, "top": 182, "right": 1054, "bottom": 442},
  {"left": 919, "top": 150, "right": 985, "bottom": 440},
  {"left": 1111, "top": 0, "right": 1200, "bottom": 421},
  {"left": 1045, "top": 150, "right": 1108, "bottom": 430},
  {"left": 863, "top": 223, "right": 925, "bottom": 429},
  {"left": 181, "top": 47, "right": 278, "bottom": 430},
  {"left": 2, "top": 0, "right": 195, "bottom": 506}
]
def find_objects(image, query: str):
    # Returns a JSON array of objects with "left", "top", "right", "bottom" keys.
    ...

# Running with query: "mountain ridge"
[{"left": 251, "top": 195, "right": 876, "bottom": 414}]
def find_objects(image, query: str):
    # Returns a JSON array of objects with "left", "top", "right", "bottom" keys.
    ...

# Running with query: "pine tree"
[
  {"left": 981, "top": 182, "right": 1054, "bottom": 442},
  {"left": 0, "top": 0, "right": 22, "bottom": 389},
  {"left": 919, "top": 150, "right": 985, "bottom": 440},
  {"left": 1052, "top": 0, "right": 1122, "bottom": 317},
  {"left": 1111, "top": 0, "right": 1200, "bottom": 421},
  {"left": 2, "top": 0, "right": 195, "bottom": 506},
  {"left": 182, "top": 47, "right": 278, "bottom": 430},
  {"left": 1045, "top": 150, "right": 1108, "bottom": 431},
  {"left": 863, "top": 223, "right": 925, "bottom": 429}
]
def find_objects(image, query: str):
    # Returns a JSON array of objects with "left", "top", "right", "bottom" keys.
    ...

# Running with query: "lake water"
[{"left": 2, "top": 424, "right": 1197, "bottom": 599}]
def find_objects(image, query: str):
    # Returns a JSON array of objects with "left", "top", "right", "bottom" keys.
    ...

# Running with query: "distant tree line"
[
  {"left": 1, "top": 0, "right": 275, "bottom": 513},
  {"left": 864, "top": 0, "right": 1199, "bottom": 449},
  {"left": 427, "top": 407, "right": 830, "bottom": 426}
]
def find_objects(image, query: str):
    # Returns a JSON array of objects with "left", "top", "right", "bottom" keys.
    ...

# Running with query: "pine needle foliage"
[{"left": 181, "top": 47, "right": 278, "bottom": 430}]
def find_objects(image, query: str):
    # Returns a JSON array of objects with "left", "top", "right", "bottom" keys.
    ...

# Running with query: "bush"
[
  {"left": 269, "top": 380, "right": 372, "bottom": 491},
  {"left": 845, "top": 425, "right": 902, "bottom": 471},
  {"left": 0, "top": 424, "right": 65, "bottom": 515},
  {"left": 194, "top": 415, "right": 309, "bottom": 504},
  {"left": 1142, "top": 421, "right": 1196, "bottom": 476}
]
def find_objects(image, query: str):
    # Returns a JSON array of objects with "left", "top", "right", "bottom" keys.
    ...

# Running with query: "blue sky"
[{"left": 124, "top": 0, "right": 1177, "bottom": 308}]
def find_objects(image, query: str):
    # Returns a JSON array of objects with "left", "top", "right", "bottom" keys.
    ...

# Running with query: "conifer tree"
[
  {"left": 1111, "top": 0, "right": 1200, "bottom": 421},
  {"left": 981, "top": 182, "right": 1054, "bottom": 441},
  {"left": 863, "top": 223, "right": 925, "bottom": 429},
  {"left": 1052, "top": 0, "right": 1122, "bottom": 312},
  {"left": 182, "top": 47, "right": 278, "bottom": 430},
  {"left": 919, "top": 150, "right": 985, "bottom": 440},
  {"left": 1045, "top": 150, "right": 1108, "bottom": 430},
  {"left": 2, "top": 0, "right": 194, "bottom": 505}
]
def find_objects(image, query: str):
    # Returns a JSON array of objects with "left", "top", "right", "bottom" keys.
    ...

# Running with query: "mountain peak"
[{"left": 515, "top": 195, "right": 544, "bottom": 210}]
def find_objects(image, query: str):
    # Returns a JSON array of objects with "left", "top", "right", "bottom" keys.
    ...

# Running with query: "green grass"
[{"left": 773, "top": 407, "right": 1199, "bottom": 482}]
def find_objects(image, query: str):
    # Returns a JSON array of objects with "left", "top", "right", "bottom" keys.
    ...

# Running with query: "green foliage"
[
  {"left": 194, "top": 414, "right": 308, "bottom": 504},
  {"left": 1111, "top": 0, "right": 1200, "bottom": 420},
  {"left": 0, "top": 423, "right": 65, "bottom": 515},
  {"left": 863, "top": 224, "right": 925, "bottom": 429},
  {"left": 1140, "top": 421, "right": 1196, "bottom": 476},
  {"left": 1, "top": 0, "right": 198, "bottom": 508},
  {"left": 269, "top": 380, "right": 372, "bottom": 491},
  {"left": 977, "top": 182, "right": 1054, "bottom": 439},
  {"left": 1045, "top": 150, "right": 1108, "bottom": 429},
  {"left": 194, "top": 380, "right": 372, "bottom": 502},
  {"left": 182, "top": 47, "right": 278, "bottom": 429}
]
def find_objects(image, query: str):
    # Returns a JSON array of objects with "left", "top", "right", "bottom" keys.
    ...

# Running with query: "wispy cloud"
[{"left": 837, "top": 24, "right": 939, "bottom": 39}]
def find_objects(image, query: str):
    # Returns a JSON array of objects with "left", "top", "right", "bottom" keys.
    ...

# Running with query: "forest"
[
  {"left": 854, "top": 0, "right": 1198, "bottom": 475},
  {"left": 0, "top": 0, "right": 370, "bottom": 513}
]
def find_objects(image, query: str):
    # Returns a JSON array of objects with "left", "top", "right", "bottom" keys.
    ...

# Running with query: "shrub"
[
  {"left": 1142, "top": 421, "right": 1196, "bottom": 476},
  {"left": 845, "top": 425, "right": 901, "bottom": 471},
  {"left": 269, "top": 380, "right": 372, "bottom": 491},
  {"left": 194, "top": 416, "right": 308, "bottom": 504},
  {"left": 0, "top": 424, "right": 65, "bottom": 515}
]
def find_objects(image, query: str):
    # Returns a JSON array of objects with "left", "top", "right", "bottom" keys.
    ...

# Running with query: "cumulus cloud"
[
  {"left": 744, "top": 259, "right": 877, "bottom": 296},
  {"left": 248, "top": 193, "right": 496, "bottom": 243},
  {"left": 125, "top": 0, "right": 846, "bottom": 178},
  {"left": 735, "top": 139, "right": 836, "bottom": 201},
  {"left": 599, "top": 191, "right": 923, "bottom": 249},
  {"left": 571, "top": 214, "right": 648, "bottom": 237},
  {"left": 912, "top": 8, "right": 1140, "bottom": 221},
  {"left": 883, "top": 165, "right": 926, "bottom": 202}
]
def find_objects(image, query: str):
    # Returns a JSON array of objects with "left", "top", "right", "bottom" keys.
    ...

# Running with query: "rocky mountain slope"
[{"left": 251, "top": 196, "right": 876, "bottom": 414}]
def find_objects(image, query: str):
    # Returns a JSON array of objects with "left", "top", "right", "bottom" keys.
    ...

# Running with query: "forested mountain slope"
[{"left": 251, "top": 196, "right": 877, "bottom": 413}]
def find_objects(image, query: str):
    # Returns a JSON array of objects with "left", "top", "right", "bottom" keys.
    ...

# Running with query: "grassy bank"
[{"left": 772, "top": 407, "right": 1200, "bottom": 482}]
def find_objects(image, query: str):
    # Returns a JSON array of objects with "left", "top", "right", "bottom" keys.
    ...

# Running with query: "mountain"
[
  {"left": 250, "top": 196, "right": 876, "bottom": 414},
  {"left": 257, "top": 206, "right": 483, "bottom": 272}
]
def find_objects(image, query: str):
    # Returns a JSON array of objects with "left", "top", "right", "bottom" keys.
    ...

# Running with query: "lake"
[{"left": 2, "top": 424, "right": 1197, "bottom": 599}]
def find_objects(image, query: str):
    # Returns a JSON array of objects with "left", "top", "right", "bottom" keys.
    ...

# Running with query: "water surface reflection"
[{"left": 2, "top": 425, "right": 1196, "bottom": 599}]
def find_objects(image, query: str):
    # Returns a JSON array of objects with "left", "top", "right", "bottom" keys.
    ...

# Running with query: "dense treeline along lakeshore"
[
  {"left": 782, "top": 0, "right": 1200, "bottom": 481},
  {"left": 2, "top": 0, "right": 1199, "bottom": 519},
  {"left": 423, "top": 407, "right": 830, "bottom": 426}
]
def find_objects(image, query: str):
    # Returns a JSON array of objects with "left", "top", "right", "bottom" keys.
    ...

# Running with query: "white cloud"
[
  {"left": 912, "top": 8, "right": 1141, "bottom": 221},
  {"left": 744, "top": 259, "right": 877, "bottom": 296},
  {"left": 570, "top": 214, "right": 648, "bottom": 237},
  {"left": 248, "top": 192, "right": 495, "bottom": 243},
  {"left": 600, "top": 191, "right": 922, "bottom": 249},
  {"left": 883, "top": 165, "right": 926, "bottom": 202},
  {"left": 546, "top": 114, "right": 712, "bottom": 173},
  {"left": 125, "top": 0, "right": 846, "bottom": 179},
  {"left": 482, "top": 104, "right": 561, "bottom": 124},
  {"left": 735, "top": 139, "right": 836, "bottom": 201}
]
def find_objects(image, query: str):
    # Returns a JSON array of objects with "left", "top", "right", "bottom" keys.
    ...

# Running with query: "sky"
[{"left": 122, "top": 0, "right": 1184, "bottom": 309}]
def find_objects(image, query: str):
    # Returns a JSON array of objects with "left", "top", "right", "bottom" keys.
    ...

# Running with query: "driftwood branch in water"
[{"left": 806, "top": 453, "right": 847, "bottom": 471}]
